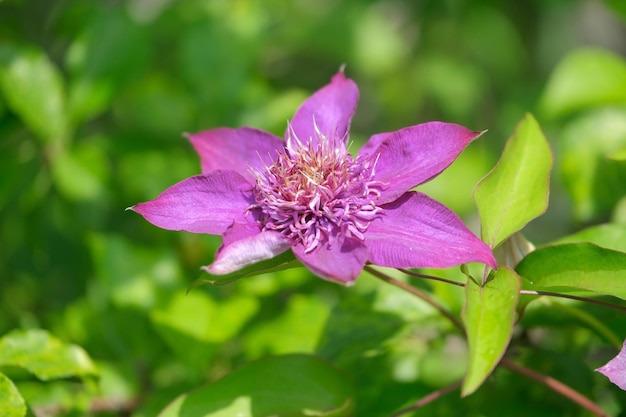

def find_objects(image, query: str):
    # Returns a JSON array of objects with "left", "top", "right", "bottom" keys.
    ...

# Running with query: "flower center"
[{"left": 249, "top": 128, "right": 385, "bottom": 253}]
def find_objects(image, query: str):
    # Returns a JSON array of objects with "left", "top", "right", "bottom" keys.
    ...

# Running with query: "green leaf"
[
  {"left": 462, "top": 267, "right": 520, "bottom": 396},
  {"left": 516, "top": 243, "right": 626, "bottom": 300},
  {"left": 558, "top": 108, "right": 626, "bottom": 222},
  {"left": 89, "top": 233, "right": 184, "bottom": 310},
  {"left": 189, "top": 250, "right": 301, "bottom": 287},
  {"left": 551, "top": 223, "right": 626, "bottom": 252},
  {"left": 243, "top": 294, "right": 329, "bottom": 357},
  {"left": 0, "top": 372, "right": 26, "bottom": 417},
  {"left": 158, "top": 354, "right": 354, "bottom": 417},
  {"left": 474, "top": 113, "right": 552, "bottom": 248},
  {"left": 151, "top": 291, "right": 258, "bottom": 366},
  {"left": 50, "top": 139, "right": 109, "bottom": 202},
  {"left": 539, "top": 48, "right": 626, "bottom": 119},
  {"left": 608, "top": 147, "right": 626, "bottom": 161},
  {"left": 0, "top": 329, "right": 97, "bottom": 381},
  {"left": 0, "top": 45, "right": 69, "bottom": 143},
  {"left": 316, "top": 292, "right": 404, "bottom": 368}
]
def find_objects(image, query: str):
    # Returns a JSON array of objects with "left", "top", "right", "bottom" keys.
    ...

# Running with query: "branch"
[
  {"left": 396, "top": 268, "right": 465, "bottom": 288},
  {"left": 364, "top": 266, "right": 465, "bottom": 332},
  {"left": 500, "top": 358, "right": 609, "bottom": 417},
  {"left": 389, "top": 379, "right": 463, "bottom": 417},
  {"left": 520, "top": 290, "right": 626, "bottom": 314}
]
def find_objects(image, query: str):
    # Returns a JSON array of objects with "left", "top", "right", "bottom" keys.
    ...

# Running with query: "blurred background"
[{"left": 1, "top": 0, "right": 626, "bottom": 415}]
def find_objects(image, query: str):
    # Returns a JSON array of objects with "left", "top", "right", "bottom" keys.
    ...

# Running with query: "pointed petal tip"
[
  {"left": 366, "top": 192, "right": 498, "bottom": 270},
  {"left": 343, "top": 278, "right": 357, "bottom": 287},
  {"left": 334, "top": 65, "right": 348, "bottom": 79},
  {"left": 485, "top": 257, "right": 499, "bottom": 271},
  {"left": 289, "top": 69, "right": 359, "bottom": 150},
  {"left": 206, "top": 226, "right": 293, "bottom": 276},
  {"left": 201, "top": 263, "right": 226, "bottom": 275},
  {"left": 473, "top": 129, "right": 488, "bottom": 141},
  {"left": 596, "top": 340, "right": 626, "bottom": 390}
]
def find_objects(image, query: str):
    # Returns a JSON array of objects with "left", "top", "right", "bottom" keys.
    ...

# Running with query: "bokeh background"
[{"left": 2, "top": 0, "right": 626, "bottom": 415}]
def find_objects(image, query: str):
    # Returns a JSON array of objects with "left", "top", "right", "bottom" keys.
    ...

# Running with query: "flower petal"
[
  {"left": 186, "top": 127, "right": 284, "bottom": 181},
  {"left": 205, "top": 222, "right": 292, "bottom": 275},
  {"left": 129, "top": 170, "right": 254, "bottom": 235},
  {"left": 361, "top": 122, "right": 483, "bottom": 203},
  {"left": 357, "top": 131, "right": 392, "bottom": 157},
  {"left": 597, "top": 340, "right": 626, "bottom": 390},
  {"left": 364, "top": 192, "right": 497, "bottom": 269},
  {"left": 292, "top": 238, "right": 368, "bottom": 285},
  {"left": 289, "top": 71, "right": 359, "bottom": 147}
]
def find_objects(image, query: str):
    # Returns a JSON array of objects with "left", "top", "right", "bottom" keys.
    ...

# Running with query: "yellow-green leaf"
[
  {"left": 474, "top": 114, "right": 552, "bottom": 248},
  {"left": 0, "top": 372, "right": 26, "bottom": 417},
  {"left": 0, "top": 329, "right": 97, "bottom": 381},
  {"left": 462, "top": 267, "right": 520, "bottom": 396}
]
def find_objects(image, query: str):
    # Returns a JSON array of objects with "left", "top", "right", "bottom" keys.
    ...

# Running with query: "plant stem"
[
  {"left": 377, "top": 266, "right": 611, "bottom": 417},
  {"left": 500, "top": 359, "right": 609, "bottom": 417},
  {"left": 520, "top": 290, "right": 626, "bottom": 314},
  {"left": 364, "top": 266, "right": 465, "bottom": 333},
  {"left": 396, "top": 268, "right": 626, "bottom": 314},
  {"left": 397, "top": 268, "right": 465, "bottom": 288},
  {"left": 389, "top": 379, "right": 463, "bottom": 417}
]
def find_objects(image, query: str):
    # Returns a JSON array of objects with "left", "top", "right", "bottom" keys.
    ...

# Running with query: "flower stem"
[
  {"left": 397, "top": 268, "right": 465, "bottom": 288},
  {"left": 379, "top": 267, "right": 611, "bottom": 417},
  {"left": 389, "top": 379, "right": 463, "bottom": 417},
  {"left": 397, "top": 268, "right": 626, "bottom": 314},
  {"left": 500, "top": 358, "right": 610, "bottom": 417},
  {"left": 364, "top": 266, "right": 464, "bottom": 332},
  {"left": 520, "top": 290, "right": 626, "bottom": 314}
]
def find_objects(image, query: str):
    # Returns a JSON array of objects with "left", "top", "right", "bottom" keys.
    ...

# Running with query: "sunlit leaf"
[
  {"left": 516, "top": 243, "right": 626, "bottom": 300},
  {"left": 0, "top": 45, "right": 68, "bottom": 143},
  {"left": 551, "top": 223, "right": 626, "bottom": 253},
  {"left": 151, "top": 291, "right": 258, "bottom": 366},
  {"left": 316, "top": 292, "right": 404, "bottom": 367},
  {"left": 462, "top": 267, "right": 520, "bottom": 396},
  {"left": 158, "top": 354, "right": 354, "bottom": 417},
  {"left": 89, "top": 234, "right": 184, "bottom": 310},
  {"left": 608, "top": 147, "right": 626, "bottom": 161},
  {"left": 50, "top": 138, "right": 109, "bottom": 201},
  {"left": 474, "top": 113, "right": 552, "bottom": 248},
  {"left": 540, "top": 48, "right": 626, "bottom": 119},
  {"left": 243, "top": 294, "right": 329, "bottom": 357},
  {"left": 190, "top": 250, "right": 301, "bottom": 287},
  {"left": 0, "top": 372, "right": 26, "bottom": 417},
  {"left": 558, "top": 108, "right": 626, "bottom": 222},
  {"left": 0, "top": 329, "right": 97, "bottom": 381}
]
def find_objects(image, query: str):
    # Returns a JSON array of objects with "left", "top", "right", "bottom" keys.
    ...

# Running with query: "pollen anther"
[{"left": 249, "top": 124, "right": 385, "bottom": 253}]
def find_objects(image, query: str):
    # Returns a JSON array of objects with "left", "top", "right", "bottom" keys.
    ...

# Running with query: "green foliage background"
[{"left": 1, "top": 0, "right": 626, "bottom": 415}]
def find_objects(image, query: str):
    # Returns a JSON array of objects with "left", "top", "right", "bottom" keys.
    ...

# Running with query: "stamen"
[{"left": 249, "top": 122, "right": 386, "bottom": 253}]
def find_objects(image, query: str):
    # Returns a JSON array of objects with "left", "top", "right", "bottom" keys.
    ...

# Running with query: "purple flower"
[
  {"left": 130, "top": 71, "right": 496, "bottom": 284},
  {"left": 597, "top": 340, "right": 626, "bottom": 390}
]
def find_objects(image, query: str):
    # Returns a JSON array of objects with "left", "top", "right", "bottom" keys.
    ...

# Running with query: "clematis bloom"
[
  {"left": 597, "top": 340, "right": 626, "bottom": 390},
  {"left": 130, "top": 71, "right": 496, "bottom": 284}
]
